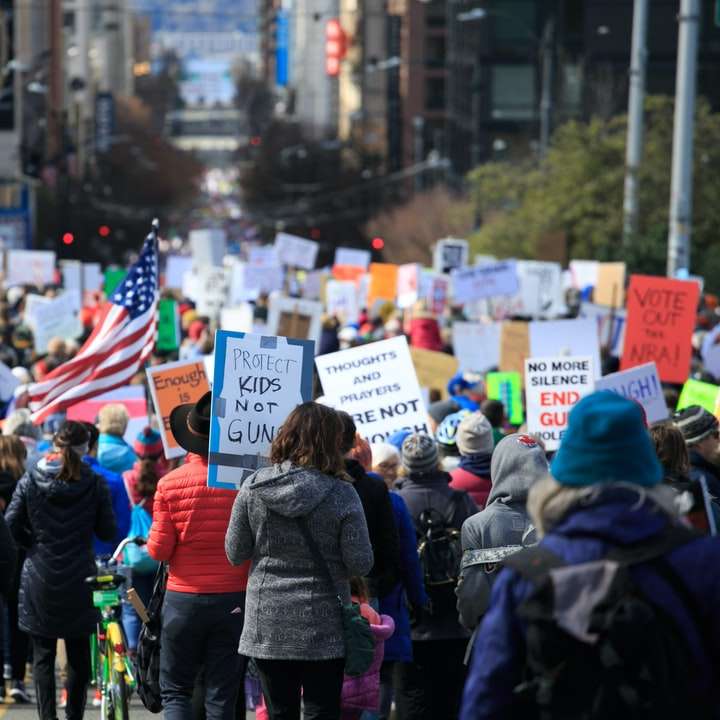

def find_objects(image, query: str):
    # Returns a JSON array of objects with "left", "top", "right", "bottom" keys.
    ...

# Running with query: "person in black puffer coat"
[{"left": 6, "top": 421, "right": 116, "bottom": 720}]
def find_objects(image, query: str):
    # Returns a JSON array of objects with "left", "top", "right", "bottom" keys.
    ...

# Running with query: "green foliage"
[{"left": 467, "top": 96, "right": 720, "bottom": 290}]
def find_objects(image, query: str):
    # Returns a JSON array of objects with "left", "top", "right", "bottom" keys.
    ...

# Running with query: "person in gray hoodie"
[
  {"left": 225, "top": 402, "right": 373, "bottom": 720},
  {"left": 456, "top": 434, "right": 548, "bottom": 632}
]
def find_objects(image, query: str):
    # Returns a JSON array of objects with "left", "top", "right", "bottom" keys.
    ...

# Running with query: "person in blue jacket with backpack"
[{"left": 461, "top": 392, "right": 720, "bottom": 720}]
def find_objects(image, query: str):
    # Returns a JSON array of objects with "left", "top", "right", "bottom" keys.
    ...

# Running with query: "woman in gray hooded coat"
[{"left": 225, "top": 402, "right": 373, "bottom": 720}]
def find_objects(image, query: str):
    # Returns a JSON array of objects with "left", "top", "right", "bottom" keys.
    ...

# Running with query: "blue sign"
[{"left": 275, "top": 11, "right": 290, "bottom": 87}]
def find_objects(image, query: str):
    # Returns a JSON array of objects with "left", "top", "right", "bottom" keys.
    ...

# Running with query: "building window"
[
  {"left": 493, "top": 0, "right": 536, "bottom": 45},
  {"left": 425, "top": 36, "right": 445, "bottom": 68},
  {"left": 425, "top": 1, "right": 446, "bottom": 29},
  {"left": 425, "top": 77, "right": 445, "bottom": 111},
  {"left": 561, "top": 63, "right": 582, "bottom": 117},
  {"left": 491, "top": 65, "right": 536, "bottom": 120}
]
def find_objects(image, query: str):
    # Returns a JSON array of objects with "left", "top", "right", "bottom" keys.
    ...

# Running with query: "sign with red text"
[
  {"left": 621, "top": 275, "right": 699, "bottom": 384},
  {"left": 525, "top": 356, "right": 595, "bottom": 451}
]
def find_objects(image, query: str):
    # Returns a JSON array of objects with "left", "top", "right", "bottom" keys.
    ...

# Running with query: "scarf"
[{"left": 459, "top": 453, "right": 492, "bottom": 478}]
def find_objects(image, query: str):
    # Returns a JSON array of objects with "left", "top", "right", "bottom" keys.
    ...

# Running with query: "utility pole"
[
  {"left": 539, "top": 17, "right": 554, "bottom": 158},
  {"left": 622, "top": 0, "right": 648, "bottom": 246},
  {"left": 667, "top": 0, "right": 700, "bottom": 277},
  {"left": 47, "top": 0, "right": 63, "bottom": 162}
]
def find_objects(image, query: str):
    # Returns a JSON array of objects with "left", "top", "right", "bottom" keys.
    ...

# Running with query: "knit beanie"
[
  {"left": 673, "top": 405, "right": 719, "bottom": 446},
  {"left": 388, "top": 428, "right": 412, "bottom": 451},
  {"left": 457, "top": 412, "right": 494, "bottom": 457},
  {"left": 551, "top": 391, "right": 662, "bottom": 488},
  {"left": 401, "top": 434, "right": 439, "bottom": 475},
  {"left": 133, "top": 426, "right": 164, "bottom": 459}
]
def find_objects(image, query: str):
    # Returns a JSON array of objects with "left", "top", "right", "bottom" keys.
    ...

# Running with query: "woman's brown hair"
[
  {"left": 270, "top": 402, "right": 345, "bottom": 476},
  {"left": 649, "top": 421, "right": 690, "bottom": 479},
  {"left": 54, "top": 421, "right": 90, "bottom": 484},
  {"left": 136, "top": 458, "right": 160, "bottom": 497},
  {"left": 0, "top": 436, "right": 26, "bottom": 481}
]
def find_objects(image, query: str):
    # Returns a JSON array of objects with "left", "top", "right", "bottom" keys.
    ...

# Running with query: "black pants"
[
  {"left": 394, "top": 639, "right": 468, "bottom": 720},
  {"left": 160, "top": 591, "right": 246, "bottom": 720},
  {"left": 4, "top": 555, "right": 30, "bottom": 680},
  {"left": 254, "top": 657, "right": 345, "bottom": 720},
  {"left": 32, "top": 634, "right": 90, "bottom": 720}
]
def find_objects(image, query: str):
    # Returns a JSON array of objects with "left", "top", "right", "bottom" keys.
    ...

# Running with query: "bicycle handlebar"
[{"left": 110, "top": 536, "right": 147, "bottom": 563}]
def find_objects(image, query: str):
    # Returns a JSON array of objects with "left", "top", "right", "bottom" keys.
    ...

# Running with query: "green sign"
[
  {"left": 677, "top": 378, "right": 720, "bottom": 415},
  {"left": 157, "top": 299, "right": 180, "bottom": 352},
  {"left": 103, "top": 268, "right": 126, "bottom": 297},
  {"left": 486, "top": 371, "right": 524, "bottom": 426}
]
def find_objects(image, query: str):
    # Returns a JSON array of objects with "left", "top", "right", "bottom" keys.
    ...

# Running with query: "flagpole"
[{"left": 146, "top": 217, "right": 160, "bottom": 431}]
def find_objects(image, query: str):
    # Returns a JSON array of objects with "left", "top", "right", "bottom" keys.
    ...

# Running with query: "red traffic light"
[
  {"left": 62, "top": 232, "right": 74, "bottom": 245},
  {"left": 98, "top": 225, "right": 111, "bottom": 237},
  {"left": 325, "top": 19, "right": 347, "bottom": 76},
  {"left": 310, "top": 227, "right": 321, "bottom": 240},
  {"left": 250, "top": 136, "right": 262, "bottom": 147},
  {"left": 371, "top": 237, "right": 385, "bottom": 250}
]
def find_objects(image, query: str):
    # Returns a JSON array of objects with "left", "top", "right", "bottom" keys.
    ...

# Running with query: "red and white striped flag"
[{"left": 29, "top": 223, "right": 159, "bottom": 424}]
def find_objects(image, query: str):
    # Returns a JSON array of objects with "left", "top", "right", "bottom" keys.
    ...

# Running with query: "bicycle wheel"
[{"left": 111, "top": 666, "right": 130, "bottom": 720}]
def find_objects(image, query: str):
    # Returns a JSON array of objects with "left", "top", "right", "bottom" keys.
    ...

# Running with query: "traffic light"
[
  {"left": 371, "top": 237, "right": 385, "bottom": 250},
  {"left": 325, "top": 19, "right": 347, "bottom": 76},
  {"left": 98, "top": 224, "right": 111, "bottom": 237},
  {"left": 62, "top": 232, "right": 74, "bottom": 245}
]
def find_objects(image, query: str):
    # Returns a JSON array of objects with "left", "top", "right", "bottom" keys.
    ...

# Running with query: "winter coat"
[
  {"left": 97, "top": 433, "right": 137, "bottom": 475},
  {"left": 0, "top": 511, "right": 16, "bottom": 598},
  {"left": 341, "top": 614, "right": 395, "bottom": 712},
  {"left": 395, "top": 469, "right": 477, "bottom": 641},
  {"left": 460, "top": 488, "right": 720, "bottom": 720},
  {"left": 225, "top": 461, "right": 374, "bottom": 661},
  {"left": 409, "top": 316, "right": 444, "bottom": 352},
  {"left": 147, "top": 452, "right": 249, "bottom": 594},
  {"left": 450, "top": 467, "right": 492, "bottom": 509},
  {"left": 84, "top": 456, "right": 131, "bottom": 557},
  {"left": 689, "top": 449, "right": 720, "bottom": 500},
  {"left": 380, "top": 492, "right": 428, "bottom": 663},
  {"left": 346, "top": 459, "right": 401, "bottom": 598},
  {"left": 5, "top": 461, "right": 117, "bottom": 638},
  {"left": 122, "top": 463, "right": 156, "bottom": 518}
]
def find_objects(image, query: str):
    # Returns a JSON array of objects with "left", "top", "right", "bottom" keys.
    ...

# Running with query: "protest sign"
[
  {"left": 621, "top": 275, "right": 700, "bottom": 384},
  {"left": 525, "top": 356, "right": 595, "bottom": 450},
  {"left": 67, "top": 387, "right": 147, "bottom": 445},
  {"left": 229, "top": 261, "right": 284, "bottom": 303},
  {"left": 60, "top": 260, "right": 82, "bottom": 292},
  {"left": 452, "top": 321, "right": 501, "bottom": 372},
  {"left": 595, "top": 362, "right": 668, "bottom": 424},
  {"left": 410, "top": 347, "right": 459, "bottom": 400},
  {"left": 579, "top": 302, "right": 627, "bottom": 358},
  {"left": 274, "top": 232, "right": 319, "bottom": 270},
  {"left": 189, "top": 228, "right": 226, "bottom": 267},
  {"left": 316, "top": 336, "right": 431, "bottom": 443},
  {"left": 165, "top": 255, "right": 193, "bottom": 290},
  {"left": 677, "top": 379, "right": 720, "bottom": 415},
  {"left": 220, "top": 305, "right": 255, "bottom": 333},
  {"left": 82, "top": 263, "right": 103, "bottom": 293},
  {"left": 499, "top": 322, "right": 530, "bottom": 379},
  {"left": 104, "top": 268, "right": 126, "bottom": 297},
  {"left": 433, "top": 238, "right": 468, "bottom": 274},
  {"left": 492, "top": 261, "right": 565, "bottom": 319},
  {"left": 529, "top": 318, "right": 601, "bottom": 379},
  {"left": 451, "top": 261, "right": 519, "bottom": 304},
  {"left": 569, "top": 260, "right": 599, "bottom": 292},
  {"left": 0, "top": 360, "right": 20, "bottom": 402},
  {"left": 397, "top": 264, "right": 421, "bottom": 309},
  {"left": 421, "top": 272, "right": 449, "bottom": 315},
  {"left": 194, "top": 266, "right": 229, "bottom": 319},
  {"left": 595, "top": 262, "right": 626, "bottom": 308},
  {"left": 208, "top": 332, "right": 315, "bottom": 489},
  {"left": 326, "top": 280, "right": 359, "bottom": 322},
  {"left": 302, "top": 270, "right": 327, "bottom": 301},
  {"left": 332, "top": 264, "right": 366, "bottom": 284},
  {"left": 486, "top": 371, "right": 523, "bottom": 425},
  {"left": 6, "top": 250, "right": 56, "bottom": 287},
  {"left": 335, "top": 247, "right": 371, "bottom": 269},
  {"left": 367, "top": 263, "right": 398, "bottom": 308},
  {"left": 701, "top": 325, "right": 720, "bottom": 381},
  {"left": 157, "top": 299, "right": 181, "bottom": 352},
  {"left": 146, "top": 359, "right": 210, "bottom": 459},
  {"left": 248, "top": 245, "right": 279, "bottom": 268},
  {"left": 267, "top": 296, "right": 323, "bottom": 347},
  {"left": 24, "top": 292, "right": 83, "bottom": 352}
]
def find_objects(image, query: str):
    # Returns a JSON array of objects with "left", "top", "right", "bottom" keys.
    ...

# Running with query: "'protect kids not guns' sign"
[
  {"left": 525, "top": 356, "right": 595, "bottom": 451},
  {"left": 315, "top": 335, "right": 431, "bottom": 444}
]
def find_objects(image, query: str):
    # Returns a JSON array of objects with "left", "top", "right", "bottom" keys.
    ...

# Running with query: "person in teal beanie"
[{"left": 460, "top": 390, "right": 720, "bottom": 719}]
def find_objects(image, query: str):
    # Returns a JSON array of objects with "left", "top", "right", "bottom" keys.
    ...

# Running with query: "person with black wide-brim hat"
[{"left": 147, "top": 392, "right": 250, "bottom": 720}]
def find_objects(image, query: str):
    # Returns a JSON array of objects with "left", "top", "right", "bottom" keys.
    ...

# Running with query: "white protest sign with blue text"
[
  {"left": 274, "top": 232, "right": 319, "bottom": 270},
  {"left": 452, "top": 321, "right": 501, "bottom": 372},
  {"left": 315, "top": 335, "right": 431, "bottom": 444},
  {"left": 594, "top": 362, "right": 667, "bottom": 424},
  {"left": 451, "top": 260, "right": 519, "bottom": 304},
  {"left": 208, "top": 332, "right": 315, "bottom": 489}
]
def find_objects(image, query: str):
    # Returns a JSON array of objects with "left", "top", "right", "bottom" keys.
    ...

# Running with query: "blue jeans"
[
  {"left": 160, "top": 591, "right": 246, "bottom": 720},
  {"left": 120, "top": 570, "right": 155, "bottom": 652}
]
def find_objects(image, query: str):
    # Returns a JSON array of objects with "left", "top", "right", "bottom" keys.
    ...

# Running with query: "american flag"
[{"left": 29, "top": 223, "right": 159, "bottom": 424}]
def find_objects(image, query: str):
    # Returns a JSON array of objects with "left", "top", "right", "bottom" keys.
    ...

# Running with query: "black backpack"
[
  {"left": 504, "top": 526, "right": 714, "bottom": 720},
  {"left": 416, "top": 493, "right": 463, "bottom": 615}
]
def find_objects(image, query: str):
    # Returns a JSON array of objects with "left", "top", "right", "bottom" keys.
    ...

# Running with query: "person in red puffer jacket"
[
  {"left": 147, "top": 392, "right": 250, "bottom": 720},
  {"left": 450, "top": 412, "right": 495, "bottom": 509},
  {"left": 408, "top": 302, "right": 444, "bottom": 352}
]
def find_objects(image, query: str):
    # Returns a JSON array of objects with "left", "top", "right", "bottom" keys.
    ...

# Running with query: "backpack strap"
[{"left": 503, "top": 545, "right": 565, "bottom": 585}]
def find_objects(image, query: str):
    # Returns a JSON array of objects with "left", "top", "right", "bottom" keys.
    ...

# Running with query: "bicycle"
[{"left": 86, "top": 537, "right": 145, "bottom": 720}]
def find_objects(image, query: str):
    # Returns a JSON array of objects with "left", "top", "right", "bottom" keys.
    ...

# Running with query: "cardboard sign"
[
  {"left": 452, "top": 321, "right": 501, "bottom": 372},
  {"left": 194, "top": 266, "right": 229, "bottom": 319},
  {"left": 499, "top": 322, "right": 530, "bottom": 379},
  {"left": 157, "top": 299, "right": 181, "bottom": 352},
  {"left": 267, "top": 296, "right": 323, "bottom": 347},
  {"left": 24, "top": 292, "right": 83, "bottom": 352},
  {"left": 332, "top": 264, "right": 366, "bottom": 284},
  {"left": 492, "top": 261, "right": 565, "bottom": 319},
  {"left": 595, "top": 262, "right": 626, "bottom": 308},
  {"left": 326, "top": 280, "right": 359, "bottom": 323},
  {"left": 189, "top": 228, "right": 226, "bottom": 267},
  {"left": 208, "top": 332, "right": 315, "bottom": 489},
  {"left": 421, "top": 271, "right": 450, "bottom": 315},
  {"left": 701, "top": 325, "right": 720, "bottom": 381},
  {"left": 146, "top": 360, "right": 210, "bottom": 459},
  {"left": 248, "top": 245, "right": 279, "bottom": 268},
  {"left": 165, "top": 255, "right": 193, "bottom": 290},
  {"left": 367, "top": 263, "right": 398, "bottom": 308},
  {"left": 579, "top": 302, "right": 627, "bottom": 358},
  {"left": 220, "top": 305, "right": 255, "bottom": 333},
  {"left": 525, "top": 356, "right": 595, "bottom": 450},
  {"left": 621, "top": 275, "right": 700, "bottom": 384},
  {"left": 60, "top": 260, "right": 82, "bottom": 292},
  {"left": 451, "top": 261, "right": 519, "bottom": 304},
  {"left": 335, "top": 247, "right": 371, "bottom": 269},
  {"left": 486, "top": 371, "right": 523, "bottom": 425},
  {"left": 595, "top": 362, "right": 668, "bottom": 424},
  {"left": 397, "top": 264, "right": 421, "bottom": 309},
  {"left": 229, "top": 262, "right": 284, "bottom": 303},
  {"left": 409, "top": 347, "right": 459, "bottom": 400},
  {"left": 677, "top": 379, "right": 720, "bottom": 415},
  {"left": 433, "top": 238, "right": 468, "bottom": 274},
  {"left": 274, "top": 232, "right": 319, "bottom": 270},
  {"left": 529, "top": 318, "right": 601, "bottom": 379},
  {"left": 6, "top": 250, "right": 56, "bottom": 287},
  {"left": 316, "top": 336, "right": 431, "bottom": 443},
  {"left": 0, "top": 360, "right": 20, "bottom": 402},
  {"left": 302, "top": 270, "right": 328, "bottom": 301},
  {"left": 82, "top": 263, "right": 103, "bottom": 293}
]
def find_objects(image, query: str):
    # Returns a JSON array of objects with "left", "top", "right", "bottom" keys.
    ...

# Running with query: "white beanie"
[{"left": 371, "top": 442, "right": 400, "bottom": 468}]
